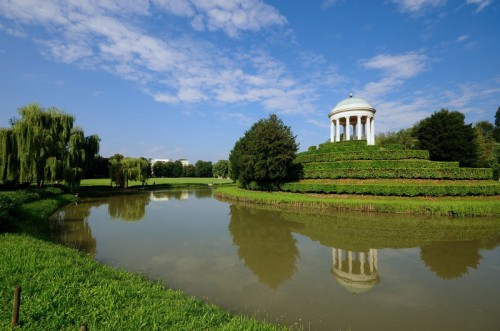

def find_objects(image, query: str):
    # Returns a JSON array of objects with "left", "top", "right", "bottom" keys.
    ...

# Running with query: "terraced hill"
[{"left": 282, "top": 140, "right": 500, "bottom": 196}]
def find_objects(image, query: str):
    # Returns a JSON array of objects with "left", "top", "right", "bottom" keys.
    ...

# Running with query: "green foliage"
[
  {"left": 122, "top": 157, "right": 150, "bottom": 186},
  {"left": 304, "top": 160, "right": 460, "bottom": 170},
  {"left": 474, "top": 121, "right": 498, "bottom": 169},
  {"left": 109, "top": 155, "right": 150, "bottom": 188},
  {"left": 229, "top": 114, "right": 299, "bottom": 190},
  {"left": 0, "top": 128, "right": 18, "bottom": 182},
  {"left": 308, "top": 145, "right": 317, "bottom": 151},
  {"left": 303, "top": 167, "right": 492, "bottom": 180},
  {"left": 1, "top": 103, "right": 100, "bottom": 189},
  {"left": 212, "top": 160, "right": 229, "bottom": 178},
  {"left": 414, "top": 109, "right": 477, "bottom": 167},
  {"left": 195, "top": 160, "right": 213, "bottom": 177},
  {"left": 297, "top": 149, "right": 430, "bottom": 162},
  {"left": 0, "top": 187, "right": 66, "bottom": 230},
  {"left": 281, "top": 180, "right": 500, "bottom": 197},
  {"left": 375, "top": 128, "right": 418, "bottom": 149},
  {"left": 183, "top": 164, "right": 196, "bottom": 177}
]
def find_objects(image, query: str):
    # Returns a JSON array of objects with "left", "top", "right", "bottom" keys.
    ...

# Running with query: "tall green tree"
[
  {"left": 5, "top": 103, "right": 100, "bottom": 188},
  {"left": 413, "top": 109, "right": 477, "bottom": 167},
  {"left": 109, "top": 154, "right": 125, "bottom": 187},
  {"left": 109, "top": 155, "right": 150, "bottom": 188},
  {"left": 229, "top": 114, "right": 300, "bottom": 190},
  {"left": 0, "top": 128, "right": 18, "bottom": 183},
  {"left": 212, "top": 160, "right": 229, "bottom": 178},
  {"left": 121, "top": 157, "right": 150, "bottom": 187},
  {"left": 172, "top": 160, "right": 183, "bottom": 177},
  {"left": 194, "top": 160, "right": 213, "bottom": 177},
  {"left": 494, "top": 107, "right": 500, "bottom": 142},
  {"left": 474, "top": 121, "right": 497, "bottom": 169}
]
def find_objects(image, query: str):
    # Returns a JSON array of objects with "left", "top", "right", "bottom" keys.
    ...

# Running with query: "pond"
[{"left": 52, "top": 189, "right": 500, "bottom": 330}]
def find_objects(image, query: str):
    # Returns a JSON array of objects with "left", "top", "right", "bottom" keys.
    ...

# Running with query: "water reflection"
[
  {"left": 228, "top": 204, "right": 300, "bottom": 288},
  {"left": 53, "top": 191, "right": 500, "bottom": 330},
  {"left": 420, "top": 238, "right": 499, "bottom": 279},
  {"left": 108, "top": 194, "right": 150, "bottom": 221},
  {"left": 331, "top": 248, "right": 380, "bottom": 294},
  {"left": 227, "top": 203, "right": 500, "bottom": 289},
  {"left": 52, "top": 199, "right": 101, "bottom": 255}
]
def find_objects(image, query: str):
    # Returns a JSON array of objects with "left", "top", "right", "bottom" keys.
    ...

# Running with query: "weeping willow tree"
[
  {"left": 0, "top": 128, "right": 18, "bottom": 182},
  {"left": 3, "top": 103, "right": 100, "bottom": 188}
]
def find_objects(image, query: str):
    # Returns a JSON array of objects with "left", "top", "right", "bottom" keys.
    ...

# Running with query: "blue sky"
[{"left": 0, "top": 0, "right": 499, "bottom": 162}]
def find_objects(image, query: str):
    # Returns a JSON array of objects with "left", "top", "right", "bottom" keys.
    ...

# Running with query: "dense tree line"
[
  {"left": 0, "top": 103, "right": 100, "bottom": 189},
  {"left": 150, "top": 159, "right": 214, "bottom": 178},
  {"left": 376, "top": 108, "right": 500, "bottom": 179}
]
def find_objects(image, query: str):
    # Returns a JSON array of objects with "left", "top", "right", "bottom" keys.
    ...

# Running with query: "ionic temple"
[{"left": 328, "top": 94, "right": 376, "bottom": 145}]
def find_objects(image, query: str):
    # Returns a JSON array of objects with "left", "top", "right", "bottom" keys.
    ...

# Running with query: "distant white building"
[{"left": 150, "top": 158, "right": 170, "bottom": 165}]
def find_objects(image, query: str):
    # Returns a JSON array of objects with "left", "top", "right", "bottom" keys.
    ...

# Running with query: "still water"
[{"left": 53, "top": 189, "right": 500, "bottom": 330}]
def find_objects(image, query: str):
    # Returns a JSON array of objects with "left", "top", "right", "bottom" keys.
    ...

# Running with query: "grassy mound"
[{"left": 286, "top": 141, "right": 498, "bottom": 196}]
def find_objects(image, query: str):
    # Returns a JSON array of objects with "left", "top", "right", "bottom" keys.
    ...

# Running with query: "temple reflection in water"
[{"left": 331, "top": 248, "right": 380, "bottom": 294}]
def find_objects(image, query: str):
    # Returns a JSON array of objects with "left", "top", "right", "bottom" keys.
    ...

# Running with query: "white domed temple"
[{"left": 329, "top": 94, "right": 376, "bottom": 145}]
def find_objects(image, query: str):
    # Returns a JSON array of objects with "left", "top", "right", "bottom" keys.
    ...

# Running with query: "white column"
[
  {"left": 357, "top": 116, "right": 362, "bottom": 140},
  {"left": 360, "top": 252, "right": 366, "bottom": 274},
  {"left": 335, "top": 118, "right": 340, "bottom": 142},
  {"left": 366, "top": 117, "right": 371, "bottom": 144},
  {"left": 370, "top": 116, "right": 375, "bottom": 145},
  {"left": 345, "top": 116, "right": 350, "bottom": 141},
  {"left": 332, "top": 248, "right": 336, "bottom": 267},
  {"left": 338, "top": 249, "right": 343, "bottom": 270},
  {"left": 348, "top": 251, "right": 353, "bottom": 273},
  {"left": 330, "top": 120, "right": 334, "bottom": 142}
]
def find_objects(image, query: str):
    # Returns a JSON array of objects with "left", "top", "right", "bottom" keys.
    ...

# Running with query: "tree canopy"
[
  {"left": 229, "top": 114, "right": 300, "bottom": 190},
  {"left": 212, "top": 160, "right": 229, "bottom": 178},
  {"left": 0, "top": 103, "right": 100, "bottom": 189},
  {"left": 413, "top": 109, "right": 477, "bottom": 167}
]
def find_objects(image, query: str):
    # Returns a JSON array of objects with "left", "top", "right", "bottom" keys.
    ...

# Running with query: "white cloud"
[
  {"left": 358, "top": 52, "right": 428, "bottom": 100},
  {"left": 0, "top": 0, "right": 316, "bottom": 115},
  {"left": 321, "top": 0, "right": 345, "bottom": 9},
  {"left": 390, "top": 0, "right": 446, "bottom": 13},
  {"left": 466, "top": 0, "right": 492, "bottom": 12},
  {"left": 153, "top": 0, "right": 287, "bottom": 37}
]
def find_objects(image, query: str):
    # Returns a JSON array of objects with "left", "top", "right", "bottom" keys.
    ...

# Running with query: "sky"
[{"left": 0, "top": 0, "right": 499, "bottom": 162}]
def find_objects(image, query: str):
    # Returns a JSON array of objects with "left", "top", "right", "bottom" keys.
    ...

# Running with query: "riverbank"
[
  {"left": 214, "top": 186, "right": 500, "bottom": 217},
  {"left": 0, "top": 191, "right": 286, "bottom": 330},
  {"left": 76, "top": 177, "right": 233, "bottom": 197}
]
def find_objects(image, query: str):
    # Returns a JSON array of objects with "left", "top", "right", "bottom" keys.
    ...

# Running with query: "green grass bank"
[
  {"left": 0, "top": 234, "right": 286, "bottom": 330},
  {"left": 0, "top": 189, "right": 287, "bottom": 330},
  {"left": 215, "top": 186, "right": 500, "bottom": 217}
]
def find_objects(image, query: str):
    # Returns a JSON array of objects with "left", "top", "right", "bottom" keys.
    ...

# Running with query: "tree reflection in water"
[
  {"left": 108, "top": 194, "right": 150, "bottom": 221},
  {"left": 420, "top": 234, "right": 500, "bottom": 279},
  {"left": 52, "top": 199, "right": 102, "bottom": 255},
  {"left": 228, "top": 204, "right": 300, "bottom": 288}
]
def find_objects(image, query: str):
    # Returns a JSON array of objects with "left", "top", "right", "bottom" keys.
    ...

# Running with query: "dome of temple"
[{"left": 329, "top": 94, "right": 375, "bottom": 117}]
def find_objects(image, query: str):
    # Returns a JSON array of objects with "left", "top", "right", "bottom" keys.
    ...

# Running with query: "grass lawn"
[
  {"left": 0, "top": 234, "right": 286, "bottom": 331},
  {"left": 0, "top": 190, "right": 286, "bottom": 331},
  {"left": 215, "top": 186, "right": 500, "bottom": 217}
]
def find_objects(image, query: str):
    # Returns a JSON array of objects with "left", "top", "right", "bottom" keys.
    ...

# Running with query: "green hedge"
[
  {"left": 316, "top": 141, "right": 408, "bottom": 152},
  {"left": 303, "top": 160, "right": 459, "bottom": 170},
  {"left": 296, "top": 150, "right": 430, "bottom": 163},
  {"left": 281, "top": 181, "right": 500, "bottom": 196},
  {"left": 303, "top": 168, "right": 493, "bottom": 180}
]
